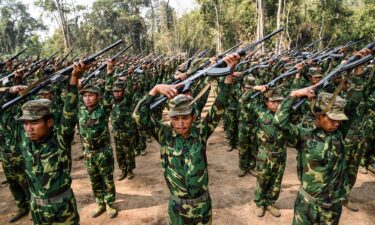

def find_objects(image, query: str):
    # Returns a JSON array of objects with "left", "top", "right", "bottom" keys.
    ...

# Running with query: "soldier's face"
[
  {"left": 170, "top": 114, "right": 195, "bottom": 138},
  {"left": 23, "top": 118, "right": 54, "bottom": 141},
  {"left": 113, "top": 90, "right": 124, "bottom": 100},
  {"left": 38, "top": 92, "right": 53, "bottom": 100},
  {"left": 266, "top": 100, "right": 281, "bottom": 113},
  {"left": 309, "top": 76, "right": 322, "bottom": 85},
  {"left": 316, "top": 115, "right": 341, "bottom": 132},
  {"left": 83, "top": 92, "right": 99, "bottom": 108}
]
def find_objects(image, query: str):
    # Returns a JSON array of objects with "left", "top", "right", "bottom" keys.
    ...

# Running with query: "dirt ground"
[{"left": 0, "top": 96, "right": 374, "bottom": 225}]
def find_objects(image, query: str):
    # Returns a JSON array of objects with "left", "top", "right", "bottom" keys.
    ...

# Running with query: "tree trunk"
[
  {"left": 55, "top": 0, "right": 70, "bottom": 51},
  {"left": 319, "top": 0, "right": 326, "bottom": 50},
  {"left": 275, "top": 0, "right": 283, "bottom": 54},
  {"left": 256, "top": 0, "right": 265, "bottom": 52},
  {"left": 213, "top": 2, "right": 222, "bottom": 54}
]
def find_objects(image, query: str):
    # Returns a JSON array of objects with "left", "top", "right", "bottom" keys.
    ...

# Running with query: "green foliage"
[
  {"left": 1, "top": 0, "right": 374, "bottom": 59},
  {"left": 0, "top": 0, "right": 45, "bottom": 56}
]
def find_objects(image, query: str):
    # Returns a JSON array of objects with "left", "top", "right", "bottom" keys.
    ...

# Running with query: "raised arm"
[
  {"left": 132, "top": 84, "right": 173, "bottom": 143},
  {"left": 59, "top": 61, "right": 87, "bottom": 143}
]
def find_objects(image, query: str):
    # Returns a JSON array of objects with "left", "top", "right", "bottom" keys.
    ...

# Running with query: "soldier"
[
  {"left": 7, "top": 61, "right": 86, "bottom": 225},
  {"left": 0, "top": 81, "right": 30, "bottom": 222},
  {"left": 273, "top": 61, "right": 365, "bottom": 225},
  {"left": 78, "top": 61, "right": 117, "bottom": 219},
  {"left": 133, "top": 54, "right": 240, "bottom": 225},
  {"left": 237, "top": 75, "right": 258, "bottom": 177},
  {"left": 109, "top": 80, "right": 137, "bottom": 180},
  {"left": 250, "top": 87, "right": 286, "bottom": 218}
]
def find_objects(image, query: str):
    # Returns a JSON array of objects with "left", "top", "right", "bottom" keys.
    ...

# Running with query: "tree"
[
  {"left": 35, "top": 0, "right": 72, "bottom": 51},
  {"left": 0, "top": 0, "right": 45, "bottom": 55}
]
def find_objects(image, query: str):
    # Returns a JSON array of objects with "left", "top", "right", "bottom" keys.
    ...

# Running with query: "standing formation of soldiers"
[{"left": 0, "top": 33, "right": 374, "bottom": 225}]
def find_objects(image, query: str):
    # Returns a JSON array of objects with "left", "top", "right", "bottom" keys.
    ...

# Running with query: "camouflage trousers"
[
  {"left": 135, "top": 125, "right": 147, "bottom": 154},
  {"left": 84, "top": 146, "right": 116, "bottom": 205},
  {"left": 30, "top": 189, "right": 79, "bottom": 225},
  {"left": 114, "top": 131, "right": 136, "bottom": 174},
  {"left": 254, "top": 147, "right": 286, "bottom": 207},
  {"left": 344, "top": 134, "right": 366, "bottom": 190},
  {"left": 237, "top": 123, "right": 257, "bottom": 170},
  {"left": 168, "top": 195, "right": 212, "bottom": 225},
  {"left": 360, "top": 116, "right": 375, "bottom": 167},
  {"left": 292, "top": 191, "right": 342, "bottom": 225},
  {"left": 2, "top": 153, "right": 30, "bottom": 210},
  {"left": 223, "top": 108, "right": 239, "bottom": 148}
]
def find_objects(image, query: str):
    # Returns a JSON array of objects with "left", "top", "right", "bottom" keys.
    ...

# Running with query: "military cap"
[
  {"left": 112, "top": 80, "right": 125, "bottom": 91},
  {"left": 168, "top": 94, "right": 194, "bottom": 117},
  {"left": 187, "top": 58, "right": 208, "bottom": 75},
  {"left": 243, "top": 76, "right": 256, "bottom": 88},
  {"left": 79, "top": 84, "right": 101, "bottom": 95},
  {"left": 38, "top": 86, "right": 52, "bottom": 95},
  {"left": 307, "top": 67, "right": 323, "bottom": 78},
  {"left": 315, "top": 92, "right": 348, "bottom": 120},
  {"left": 19, "top": 99, "right": 52, "bottom": 120},
  {"left": 264, "top": 89, "right": 284, "bottom": 101}
]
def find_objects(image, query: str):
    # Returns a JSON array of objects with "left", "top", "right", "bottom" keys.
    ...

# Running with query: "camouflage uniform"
[
  {"left": 0, "top": 89, "right": 30, "bottom": 218},
  {"left": 223, "top": 81, "right": 241, "bottom": 150},
  {"left": 133, "top": 83, "right": 231, "bottom": 225},
  {"left": 78, "top": 84, "right": 116, "bottom": 207},
  {"left": 251, "top": 90, "right": 286, "bottom": 209},
  {"left": 109, "top": 81, "right": 137, "bottom": 176},
  {"left": 237, "top": 76, "right": 258, "bottom": 173},
  {"left": 274, "top": 80, "right": 363, "bottom": 225},
  {"left": 18, "top": 87, "right": 80, "bottom": 224}
]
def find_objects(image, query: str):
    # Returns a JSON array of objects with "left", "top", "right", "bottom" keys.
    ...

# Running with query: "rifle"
[
  {"left": 0, "top": 57, "right": 48, "bottom": 83},
  {"left": 292, "top": 41, "right": 375, "bottom": 110},
  {"left": 150, "top": 28, "right": 284, "bottom": 110},
  {"left": 304, "top": 36, "right": 326, "bottom": 50},
  {"left": 173, "top": 42, "right": 243, "bottom": 84},
  {"left": 179, "top": 49, "right": 204, "bottom": 73},
  {"left": 131, "top": 53, "right": 156, "bottom": 78},
  {"left": 0, "top": 48, "right": 28, "bottom": 67},
  {"left": 56, "top": 49, "right": 73, "bottom": 66},
  {"left": 1, "top": 40, "right": 124, "bottom": 112},
  {"left": 8, "top": 48, "right": 27, "bottom": 62},
  {"left": 45, "top": 52, "right": 58, "bottom": 66},
  {"left": 250, "top": 49, "right": 326, "bottom": 99},
  {"left": 81, "top": 43, "right": 133, "bottom": 86}
]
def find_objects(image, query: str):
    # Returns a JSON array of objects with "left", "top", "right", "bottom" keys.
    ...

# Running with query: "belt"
[
  {"left": 32, "top": 188, "right": 73, "bottom": 206},
  {"left": 170, "top": 192, "right": 210, "bottom": 205},
  {"left": 299, "top": 187, "right": 332, "bottom": 209}
]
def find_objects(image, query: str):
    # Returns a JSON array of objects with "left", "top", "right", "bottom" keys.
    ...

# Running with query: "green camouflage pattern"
[
  {"left": 249, "top": 99, "right": 287, "bottom": 207},
  {"left": 274, "top": 75, "right": 363, "bottom": 224},
  {"left": 168, "top": 197, "right": 212, "bottom": 225},
  {"left": 20, "top": 85, "right": 80, "bottom": 224},
  {"left": 78, "top": 72, "right": 116, "bottom": 206},
  {"left": 0, "top": 95, "right": 30, "bottom": 211},
  {"left": 238, "top": 89, "right": 258, "bottom": 171},
  {"left": 133, "top": 83, "right": 230, "bottom": 224},
  {"left": 292, "top": 192, "right": 342, "bottom": 225}
]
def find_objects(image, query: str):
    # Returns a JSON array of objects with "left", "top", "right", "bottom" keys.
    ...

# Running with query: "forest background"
[{"left": 0, "top": 0, "right": 374, "bottom": 58}]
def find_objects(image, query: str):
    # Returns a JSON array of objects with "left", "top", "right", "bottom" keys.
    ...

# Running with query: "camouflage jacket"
[
  {"left": 20, "top": 85, "right": 78, "bottom": 198},
  {"left": 0, "top": 92, "right": 24, "bottom": 163},
  {"left": 78, "top": 75, "right": 112, "bottom": 151},
  {"left": 105, "top": 72, "right": 137, "bottom": 134},
  {"left": 249, "top": 102, "right": 286, "bottom": 151},
  {"left": 239, "top": 90, "right": 257, "bottom": 127},
  {"left": 273, "top": 76, "right": 364, "bottom": 204},
  {"left": 133, "top": 84, "right": 230, "bottom": 199}
]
